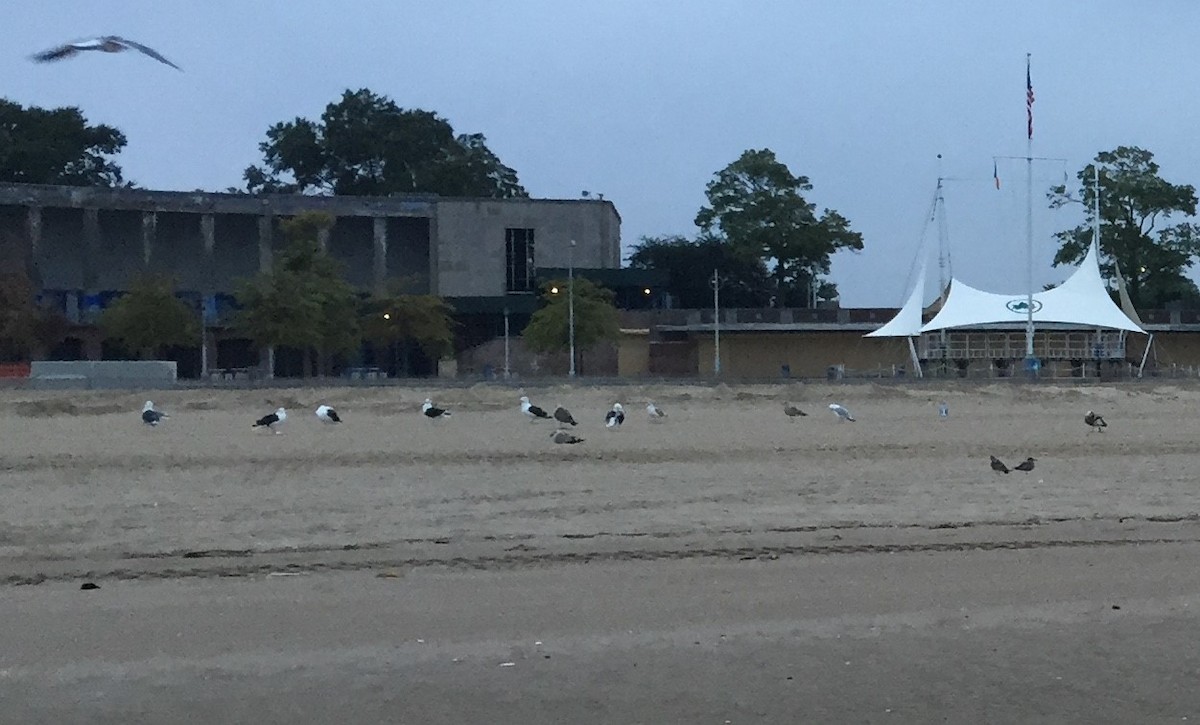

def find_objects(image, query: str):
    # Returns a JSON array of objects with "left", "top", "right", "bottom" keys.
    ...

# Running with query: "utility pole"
[{"left": 568, "top": 239, "right": 576, "bottom": 378}]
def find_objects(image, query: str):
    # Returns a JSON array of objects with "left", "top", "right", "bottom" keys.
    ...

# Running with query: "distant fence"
[{"left": 28, "top": 361, "right": 177, "bottom": 390}]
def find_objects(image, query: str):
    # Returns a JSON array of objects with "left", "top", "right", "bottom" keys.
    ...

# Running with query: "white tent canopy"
[{"left": 867, "top": 240, "right": 1145, "bottom": 337}]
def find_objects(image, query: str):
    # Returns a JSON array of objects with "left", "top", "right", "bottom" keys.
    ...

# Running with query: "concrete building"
[{"left": 0, "top": 183, "right": 621, "bottom": 376}]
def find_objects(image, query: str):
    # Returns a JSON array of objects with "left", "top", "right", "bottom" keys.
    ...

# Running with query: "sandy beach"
[{"left": 2, "top": 380, "right": 1200, "bottom": 722}]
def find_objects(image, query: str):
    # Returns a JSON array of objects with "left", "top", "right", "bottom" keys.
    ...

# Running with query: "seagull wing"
[
  {"left": 111, "top": 37, "right": 182, "bottom": 69},
  {"left": 31, "top": 44, "right": 84, "bottom": 62}
]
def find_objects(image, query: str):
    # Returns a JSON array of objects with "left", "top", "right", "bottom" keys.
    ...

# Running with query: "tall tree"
[
  {"left": 1049, "top": 146, "right": 1200, "bottom": 309},
  {"left": 626, "top": 234, "right": 773, "bottom": 308},
  {"left": 243, "top": 88, "right": 527, "bottom": 198},
  {"left": 0, "top": 269, "right": 68, "bottom": 361},
  {"left": 0, "top": 98, "right": 127, "bottom": 186},
  {"left": 360, "top": 290, "right": 456, "bottom": 376},
  {"left": 98, "top": 275, "right": 199, "bottom": 359},
  {"left": 522, "top": 278, "right": 620, "bottom": 371},
  {"left": 695, "top": 149, "right": 862, "bottom": 307},
  {"left": 234, "top": 212, "right": 361, "bottom": 376}
]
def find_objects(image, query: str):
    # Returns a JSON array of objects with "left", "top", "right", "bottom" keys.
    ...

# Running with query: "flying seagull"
[
  {"left": 551, "top": 429, "right": 585, "bottom": 445},
  {"left": 828, "top": 403, "right": 855, "bottom": 422},
  {"left": 990, "top": 455, "right": 1010, "bottom": 474},
  {"left": 32, "top": 36, "right": 182, "bottom": 70},
  {"left": 553, "top": 406, "right": 578, "bottom": 426},
  {"left": 422, "top": 398, "right": 451, "bottom": 419},
  {"left": 520, "top": 396, "right": 551, "bottom": 422},
  {"left": 1013, "top": 457, "right": 1036, "bottom": 472},
  {"left": 1084, "top": 411, "right": 1107, "bottom": 432},
  {"left": 783, "top": 403, "right": 807, "bottom": 418},
  {"left": 252, "top": 407, "right": 287, "bottom": 434},
  {"left": 605, "top": 403, "right": 625, "bottom": 429},
  {"left": 646, "top": 402, "right": 667, "bottom": 421},
  {"left": 315, "top": 405, "right": 341, "bottom": 424},
  {"left": 141, "top": 400, "right": 168, "bottom": 427}
]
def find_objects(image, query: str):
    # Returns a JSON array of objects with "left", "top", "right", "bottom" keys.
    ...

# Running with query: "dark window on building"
[{"left": 505, "top": 228, "right": 535, "bottom": 293}]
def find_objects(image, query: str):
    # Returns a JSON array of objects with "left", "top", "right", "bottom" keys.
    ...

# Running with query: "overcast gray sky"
[{"left": 4, "top": 1, "right": 1198, "bottom": 307}]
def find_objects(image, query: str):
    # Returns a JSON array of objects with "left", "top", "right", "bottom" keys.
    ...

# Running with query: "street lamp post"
[
  {"left": 503, "top": 306, "right": 511, "bottom": 379},
  {"left": 711, "top": 269, "right": 721, "bottom": 376},
  {"left": 568, "top": 239, "right": 576, "bottom": 378}
]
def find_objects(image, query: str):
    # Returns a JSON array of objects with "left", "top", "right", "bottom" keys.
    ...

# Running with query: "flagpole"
[{"left": 1024, "top": 52, "right": 1036, "bottom": 369}]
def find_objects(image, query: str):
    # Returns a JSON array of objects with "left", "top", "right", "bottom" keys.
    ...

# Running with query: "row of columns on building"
[
  {"left": 24, "top": 207, "right": 393, "bottom": 295},
  {"left": 23, "top": 206, "right": 397, "bottom": 377}
]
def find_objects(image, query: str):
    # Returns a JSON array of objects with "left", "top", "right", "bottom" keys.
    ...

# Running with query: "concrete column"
[
  {"left": 258, "top": 215, "right": 274, "bottom": 273},
  {"left": 25, "top": 206, "right": 42, "bottom": 285},
  {"left": 427, "top": 215, "right": 439, "bottom": 296},
  {"left": 26, "top": 206, "right": 41, "bottom": 260},
  {"left": 373, "top": 217, "right": 387, "bottom": 296},
  {"left": 200, "top": 214, "right": 216, "bottom": 379},
  {"left": 317, "top": 223, "right": 331, "bottom": 253},
  {"left": 82, "top": 208, "right": 99, "bottom": 292},
  {"left": 141, "top": 211, "right": 157, "bottom": 267}
]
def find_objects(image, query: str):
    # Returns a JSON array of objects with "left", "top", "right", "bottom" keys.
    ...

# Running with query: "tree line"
[{"left": 2, "top": 92, "right": 1199, "bottom": 311}]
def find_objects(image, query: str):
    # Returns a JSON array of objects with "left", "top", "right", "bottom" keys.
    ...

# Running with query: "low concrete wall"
[{"left": 29, "top": 361, "right": 178, "bottom": 390}]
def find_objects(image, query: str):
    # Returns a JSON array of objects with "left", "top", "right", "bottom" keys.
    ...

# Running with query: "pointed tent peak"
[
  {"left": 924, "top": 280, "right": 952, "bottom": 318},
  {"left": 866, "top": 261, "right": 927, "bottom": 337},
  {"left": 1112, "top": 260, "right": 1145, "bottom": 326}
]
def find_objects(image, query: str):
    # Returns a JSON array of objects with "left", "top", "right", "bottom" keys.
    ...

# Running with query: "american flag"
[{"left": 1026, "top": 57, "right": 1035, "bottom": 140}]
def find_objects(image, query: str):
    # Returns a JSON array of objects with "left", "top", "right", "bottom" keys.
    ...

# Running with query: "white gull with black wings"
[
  {"left": 520, "top": 396, "right": 551, "bottom": 422},
  {"left": 141, "top": 400, "right": 168, "bottom": 427},
  {"left": 253, "top": 407, "right": 287, "bottom": 434}
]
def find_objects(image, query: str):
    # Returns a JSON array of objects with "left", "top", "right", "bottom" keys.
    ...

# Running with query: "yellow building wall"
[
  {"left": 695, "top": 332, "right": 911, "bottom": 378},
  {"left": 1135, "top": 331, "right": 1200, "bottom": 370},
  {"left": 617, "top": 331, "right": 651, "bottom": 376}
]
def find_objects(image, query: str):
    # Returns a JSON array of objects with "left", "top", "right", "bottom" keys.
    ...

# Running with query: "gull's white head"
[{"left": 142, "top": 401, "right": 154, "bottom": 412}]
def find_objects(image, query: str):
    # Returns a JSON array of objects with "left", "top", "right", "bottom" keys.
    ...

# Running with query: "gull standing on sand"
[
  {"left": 646, "top": 402, "right": 667, "bottom": 421},
  {"left": 422, "top": 398, "right": 451, "bottom": 419},
  {"left": 551, "top": 429, "right": 585, "bottom": 445},
  {"left": 1085, "top": 411, "right": 1107, "bottom": 432},
  {"left": 520, "top": 396, "right": 551, "bottom": 422},
  {"left": 605, "top": 403, "right": 625, "bottom": 429},
  {"left": 315, "top": 405, "right": 341, "bottom": 424},
  {"left": 783, "top": 403, "right": 807, "bottom": 418},
  {"left": 990, "top": 455, "right": 1010, "bottom": 474},
  {"left": 141, "top": 400, "right": 168, "bottom": 427},
  {"left": 828, "top": 403, "right": 855, "bottom": 422},
  {"left": 553, "top": 406, "right": 578, "bottom": 426},
  {"left": 31, "top": 36, "right": 182, "bottom": 70},
  {"left": 1013, "top": 457, "right": 1036, "bottom": 472},
  {"left": 253, "top": 407, "right": 287, "bottom": 434}
]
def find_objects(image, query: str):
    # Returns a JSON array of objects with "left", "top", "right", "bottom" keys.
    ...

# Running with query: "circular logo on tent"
[{"left": 1006, "top": 299, "right": 1042, "bottom": 314}]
